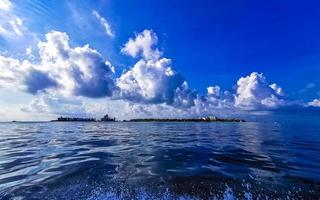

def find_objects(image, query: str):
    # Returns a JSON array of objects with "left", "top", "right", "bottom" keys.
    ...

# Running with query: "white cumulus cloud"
[
  {"left": 121, "top": 29, "right": 162, "bottom": 60},
  {"left": 207, "top": 86, "right": 221, "bottom": 97},
  {"left": 117, "top": 30, "right": 197, "bottom": 107},
  {"left": 0, "top": 0, "right": 12, "bottom": 11},
  {"left": 37, "top": 31, "right": 116, "bottom": 97},
  {"left": 235, "top": 72, "right": 284, "bottom": 109},
  {"left": 0, "top": 31, "right": 115, "bottom": 97},
  {"left": 116, "top": 58, "right": 190, "bottom": 105},
  {"left": 0, "top": 28, "right": 295, "bottom": 119},
  {"left": 0, "top": 55, "right": 56, "bottom": 93}
]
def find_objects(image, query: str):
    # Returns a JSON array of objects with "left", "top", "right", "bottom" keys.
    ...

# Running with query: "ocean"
[{"left": 0, "top": 111, "right": 319, "bottom": 199}]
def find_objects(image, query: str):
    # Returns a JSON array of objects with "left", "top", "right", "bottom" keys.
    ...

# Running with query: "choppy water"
[{"left": 0, "top": 113, "right": 320, "bottom": 199}]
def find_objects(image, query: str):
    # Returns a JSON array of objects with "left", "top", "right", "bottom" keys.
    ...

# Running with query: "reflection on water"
[{"left": 0, "top": 119, "right": 319, "bottom": 199}]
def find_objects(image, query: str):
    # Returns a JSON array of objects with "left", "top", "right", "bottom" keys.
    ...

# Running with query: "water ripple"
[{"left": 0, "top": 121, "right": 319, "bottom": 199}]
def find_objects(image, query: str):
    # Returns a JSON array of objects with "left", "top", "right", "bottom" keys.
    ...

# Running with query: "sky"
[{"left": 0, "top": 0, "right": 320, "bottom": 121}]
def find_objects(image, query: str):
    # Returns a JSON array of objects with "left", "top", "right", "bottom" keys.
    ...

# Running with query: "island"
[
  {"left": 51, "top": 114, "right": 115, "bottom": 122},
  {"left": 51, "top": 115, "right": 245, "bottom": 123},
  {"left": 128, "top": 116, "right": 245, "bottom": 122},
  {"left": 51, "top": 117, "right": 97, "bottom": 122}
]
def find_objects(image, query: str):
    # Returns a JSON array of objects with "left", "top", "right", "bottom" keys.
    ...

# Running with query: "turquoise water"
[{"left": 0, "top": 111, "right": 319, "bottom": 199}]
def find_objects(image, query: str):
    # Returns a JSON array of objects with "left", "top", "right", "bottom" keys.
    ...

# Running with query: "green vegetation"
[{"left": 128, "top": 116, "right": 245, "bottom": 122}]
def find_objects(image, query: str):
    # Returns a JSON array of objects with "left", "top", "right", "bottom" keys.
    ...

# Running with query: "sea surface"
[{"left": 0, "top": 111, "right": 320, "bottom": 199}]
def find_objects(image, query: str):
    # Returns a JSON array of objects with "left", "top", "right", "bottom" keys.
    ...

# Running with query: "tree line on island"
[
  {"left": 52, "top": 114, "right": 116, "bottom": 122},
  {"left": 51, "top": 115, "right": 245, "bottom": 122}
]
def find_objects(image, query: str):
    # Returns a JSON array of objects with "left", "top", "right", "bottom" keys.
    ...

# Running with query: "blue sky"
[{"left": 0, "top": 0, "right": 320, "bottom": 120}]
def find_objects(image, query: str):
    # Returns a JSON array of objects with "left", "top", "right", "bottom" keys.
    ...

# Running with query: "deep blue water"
[{"left": 0, "top": 112, "right": 320, "bottom": 199}]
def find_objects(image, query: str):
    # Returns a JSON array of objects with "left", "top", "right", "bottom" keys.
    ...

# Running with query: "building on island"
[{"left": 100, "top": 114, "right": 116, "bottom": 122}]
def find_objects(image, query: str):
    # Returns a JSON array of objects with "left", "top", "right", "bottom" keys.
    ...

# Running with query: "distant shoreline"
[
  {"left": 127, "top": 117, "right": 245, "bottom": 122},
  {"left": 49, "top": 116, "right": 245, "bottom": 123},
  {"left": 8, "top": 116, "right": 246, "bottom": 123}
]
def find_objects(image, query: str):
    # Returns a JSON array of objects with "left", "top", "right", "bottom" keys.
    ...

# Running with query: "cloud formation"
[
  {"left": 0, "top": 31, "right": 115, "bottom": 97},
  {"left": 0, "top": 0, "right": 38, "bottom": 54},
  {"left": 121, "top": 29, "right": 162, "bottom": 60},
  {"left": 234, "top": 72, "right": 284, "bottom": 109},
  {"left": 24, "top": 69, "right": 58, "bottom": 94},
  {"left": 0, "top": 55, "right": 34, "bottom": 90},
  {"left": 118, "top": 30, "right": 288, "bottom": 112},
  {"left": 117, "top": 30, "right": 197, "bottom": 107},
  {"left": 22, "top": 94, "right": 88, "bottom": 117},
  {"left": 0, "top": 29, "right": 294, "bottom": 119},
  {"left": 92, "top": 10, "right": 114, "bottom": 38},
  {"left": 0, "top": 0, "right": 12, "bottom": 11},
  {"left": 0, "top": 10, "right": 25, "bottom": 39},
  {"left": 116, "top": 58, "right": 191, "bottom": 105},
  {"left": 306, "top": 99, "right": 320, "bottom": 107},
  {"left": 39, "top": 31, "right": 116, "bottom": 97}
]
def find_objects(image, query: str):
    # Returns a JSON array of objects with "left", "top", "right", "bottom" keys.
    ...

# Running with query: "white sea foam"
[{"left": 86, "top": 186, "right": 255, "bottom": 200}]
